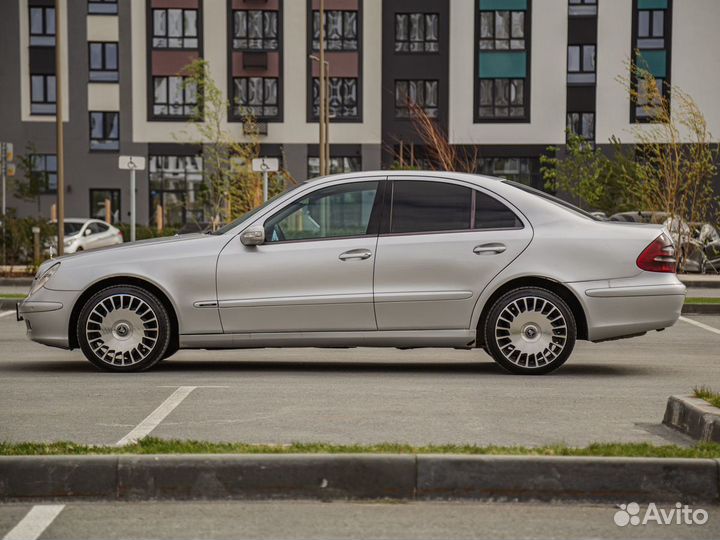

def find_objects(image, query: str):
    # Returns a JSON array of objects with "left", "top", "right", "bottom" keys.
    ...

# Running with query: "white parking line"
[
  {"left": 3, "top": 505, "right": 64, "bottom": 540},
  {"left": 116, "top": 386, "right": 197, "bottom": 446},
  {"left": 0, "top": 311, "right": 16, "bottom": 319},
  {"left": 680, "top": 316, "right": 720, "bottom": 336}
]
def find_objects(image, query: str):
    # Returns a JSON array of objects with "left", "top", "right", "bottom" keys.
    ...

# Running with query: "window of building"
[
  {"left": 30, "top": 154, "right": 57, "bottom": 193},
  {"left": 307, "top": 156, "right": 361, "bottom": 178},
  {"left": 232, "top": 77, "right": 279, "bottom": 119},
  {"left": 29, "top": 6, "right": 55, "bottom": 46},
  {"left": 394, "top": 80, "right": 439, "bottom": 118},
  {"left": 90, "top": 112, "right": 119, "bottom": 151},
  {"left": 637, "top": 9, "right": 664, "bottom": 48},
  {"left": 635, "top": 77, "right": 665, "bottom": 119},
  {"left": 90, "top": 189, "right": 121, "bottom": 223},
  {"left": 567, "top": 112, "right": 595, "bottom": 140},
  {"left": 149, "top": 155, "right": 204, "bottom": 227},
  {"left": 152, "top": 76, "right": 197, "bottom": 118},
  {"left": 478, "top": 78, "right": 524, "bottom": 119},
  {"left": 312, "top": 10, "right": 358, "bottom": 51},
  {"left": 30, "top": 74, "right": 56, "bottom": 115},
  {"left": 475, "top": 191, "right": 522, "bottom": 229},
  {"left": 265, "top": 181, "right": 378, "bottom": 242},
  {"left": 88, "top": 0, "right": 118, "bottom": 15},
  {"left": 479, "top": 10, "right": 525, "bottom": 50},
  {"left": 567, "top": 44, "right": 596, "bottom": 84},
  {"left": 89, "top": 42, "right": 118, "bottom": 82},
  {"left": 152, "top": 9, "right": 199, "bottom": 49},
  {"left": 312, "top": 77, "right": 358, "bottom": 119},
  {"left": 568, "top": 0, "right": 597, "bottom": 17},
  {"left": 391, "top": 181, "right": 471, "bottom": 234},
  {"left": 394, "top": 13, "right": 439, "bottom": 53},
  {"left": 476, "top": 157, "right": 542, "bottom": 190},
  {"left": 232, "top": 10, "right": 278, "bottom": 50}
]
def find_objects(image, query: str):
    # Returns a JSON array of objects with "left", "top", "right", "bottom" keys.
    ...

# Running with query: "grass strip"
[
  {"left": 0, "top": 294, "right": 25, "bottom": 300},
  {"left": 694, "top": 386, "right": 720, "bottom": 409},
  {"left": 1, "top": 438, "right": 719, "bottom": 458},
  {"left": 685, "top": 297, "right": 720, "bottom": 305}
]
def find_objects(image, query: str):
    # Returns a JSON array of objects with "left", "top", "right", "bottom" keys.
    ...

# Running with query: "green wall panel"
[
  {"left": 637, "top": 50, "right": 667, "bottom": 78},
  {"left": 479, "top": 51, "right": 527, "bottom": 78},
  {"left": 479, "top": 0, "right": 527, "bottom": 11},
  {"left": 637, "top": 0, "right": 668, "bottom": 9}
]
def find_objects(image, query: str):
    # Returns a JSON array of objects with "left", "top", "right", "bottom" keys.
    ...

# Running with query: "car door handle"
[
  {"left": 474, "top": 243, "right": 507, "bottom": 255},
  {"left": 339, "top": 249, "right": 373, "bottom": 261}
]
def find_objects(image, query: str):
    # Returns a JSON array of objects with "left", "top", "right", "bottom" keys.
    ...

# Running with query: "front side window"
[
  {"left": 30, "top": 6, "right": 55, "bottom": 46},
  {"left": 30, "top": 74, "right": 56, "bottom": 115},
  {"left": 90, "top": 112, "right": 119, "bottom": 151},
  {"left": 233, "top": 10, "right": 278, "bottom": 50},
  {"left": 478, "top": 78, "right": 524, "bottom": 119},
  {"left": 395, "top": 80, "right": 439, "bottom": 118},
  {"left": 89, "top": 42, "right": 118, "bottom": 82},
  {"left": 390, "top": 181, "right": 471, "bottom": 234},
  {"left": 233, "top": 77, "right": 278, "bottom": 119},
  {"left": 395, "top": 13, "right": 439, "bottom": 53},
  {"left": 479, "top": 10, "right": 525, "bottom": 50},
  {"left": 312, "top": 77, "right": 358, "bottom": 119},
  {"left": 152, "top": 9, "right": 198, "bottom": 49},
  {"left": 265, "top": 182, "right": 378, "bottom": 242},
  {"left": 312, "top": 10, "right": 358, "bottom": 51},
  {"left": 152, "top": 76, "right": 197, "bottom": 117},
  {"left": 30, "top": 154, "right": 58, "bottom": 193}
]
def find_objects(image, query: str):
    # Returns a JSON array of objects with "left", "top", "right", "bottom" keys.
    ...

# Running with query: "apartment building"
[{"left": 1, "top": 0, "right": 719, "bottom": 226}]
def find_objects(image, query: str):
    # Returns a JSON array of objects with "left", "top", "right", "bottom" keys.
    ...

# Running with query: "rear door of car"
[{"left": 373, "top": 177, "right": 533, "bottom": 330}]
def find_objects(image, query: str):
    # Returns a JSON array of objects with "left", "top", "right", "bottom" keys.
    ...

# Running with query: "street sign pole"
[
  {"left": 252, "top": 158, "right": 279, "bottom": 203},
  {"left": 118, "top": 156, "right": 146, "bottom": 243},
  {"left": 55, "top": 0, "right": 64, "bottom": 256},
  {"left": 1, "top": 143, "right": 5, "bottom": 268}
]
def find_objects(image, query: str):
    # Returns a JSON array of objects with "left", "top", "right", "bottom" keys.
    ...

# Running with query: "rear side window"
[
  {"left": 390, "top": 181, "right": 471, "bottom": 233},
  {"left": 475, "top": 192, "right": 522, "bottom": 229}
]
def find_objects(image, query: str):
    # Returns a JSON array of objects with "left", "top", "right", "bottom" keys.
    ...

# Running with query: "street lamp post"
[
  {"left": 318, "top": 0, "right": 326, "bottom": 176},
  {"left": 55, "top": 0, "right": 65, "bottom": 256},
  {"left": 310, "top": 56, "right": 330, "bottom": 176}
]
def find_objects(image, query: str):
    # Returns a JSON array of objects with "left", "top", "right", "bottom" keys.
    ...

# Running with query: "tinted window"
[
  {"left": 95, "top": 222, "right": 110, "bottom": 232},
  {"left": 265, "top": 181, "right": 379, "bottom": 242},
  {"left": 474, "top": 191, "right": 522, "bottom": 229},
  {"left": 391, "top": 181, "right": 471, "bottom": 233}
]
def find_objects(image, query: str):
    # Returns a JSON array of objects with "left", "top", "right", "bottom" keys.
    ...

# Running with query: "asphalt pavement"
[
  {"left": 0, "top": 311, "right": 718, "bottom": 447},
  {"left": 1, "top": 501, "right": 718, "bottom": 540}
]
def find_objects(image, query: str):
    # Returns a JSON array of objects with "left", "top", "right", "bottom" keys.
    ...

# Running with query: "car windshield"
[
  {"left": 210, "top": 183, "right": 305, "bottom": 235},
  {"left": 64, "top": 222, "right": 85, "bottom": 235},
  {"left": 502, "top": 181, "right": 600, "bottom": 221}
]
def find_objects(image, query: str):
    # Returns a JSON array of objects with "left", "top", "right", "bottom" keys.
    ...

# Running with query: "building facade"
[{"left": 1, "top": 0, "right": 719, "bottom": 226}]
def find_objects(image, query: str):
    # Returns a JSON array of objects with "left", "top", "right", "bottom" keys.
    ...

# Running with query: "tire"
[
  {"left": 484, "top": 287, "right": 576, "bottom": 375},
  {"left": 77, "top": 285, "right": 171, "bottom": 372},
  {"left": 161, "top": 341, "right": 179, "bottom": 361}
]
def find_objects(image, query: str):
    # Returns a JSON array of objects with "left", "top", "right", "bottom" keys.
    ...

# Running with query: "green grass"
[
  {"left": 1, "top": 437, "right": 719, "bottom": 458},
  {"left": 694, "top": 386, "right": 720, "bottom": 408},
  {"left": 685, "top": 297, "right": 720, "bottom": 305},
  {"left": 0, "top": 294, "right": 25, "bottom": 300}
]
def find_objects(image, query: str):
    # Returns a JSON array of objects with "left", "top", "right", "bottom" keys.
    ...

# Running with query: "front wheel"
[
  {"left": 484, "top": 287, "right": 576, "bottom": 375},
  {"left": 77, "top": 285, "right": 171, "bottom": 372}
]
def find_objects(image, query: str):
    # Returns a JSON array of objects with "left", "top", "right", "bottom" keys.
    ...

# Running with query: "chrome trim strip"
[
  {"left": 193, "top": 300, "right": 219, "bottom": 308},
  {"left": 218, "top": 293, "right": 373, "bottom": 308},
  {"left": 585, "top": 284, "right": 687, "bottom": 298},
  {"left": 374, "top": 290, "right": 473, "bottom": 302}
]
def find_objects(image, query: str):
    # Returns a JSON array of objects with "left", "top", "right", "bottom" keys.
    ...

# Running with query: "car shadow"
[{"left": 1, "top": 358, "right": 656, "bottom": 377}]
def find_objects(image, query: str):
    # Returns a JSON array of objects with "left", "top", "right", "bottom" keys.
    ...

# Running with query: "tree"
[
  {"left": 540, "top": 133, "right": 642, "bottom": 216},
  {"left": 15, "top": 143, "right": 47, "bottom": 217},
  {"left": 174, "top": 59, "right": 293, "bottom": 229}
]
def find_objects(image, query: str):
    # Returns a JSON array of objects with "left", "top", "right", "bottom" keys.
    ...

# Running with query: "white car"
[{"left": 50, "top": 218, "right": 124, "bottom": 254}]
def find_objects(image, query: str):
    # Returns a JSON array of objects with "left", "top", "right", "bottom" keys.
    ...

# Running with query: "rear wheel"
[
  {"left": 77, "top": 285, "right": 171, "bottom": 372},
  {"left": 484, "top": 287, "right": 576, "bottom": 375}
]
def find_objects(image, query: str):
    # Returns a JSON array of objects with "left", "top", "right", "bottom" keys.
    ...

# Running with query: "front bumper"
[
  {"left": 17, "top": 288, "right": 81, "bottom": 349},
  {"left": 567, "top": 276, "right": 686, "bottom": 342}
]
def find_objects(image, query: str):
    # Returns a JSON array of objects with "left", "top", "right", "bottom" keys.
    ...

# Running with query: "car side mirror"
[
  {"left": 240, "top": 225, "right": 265, "bottom": 246},
  {"left": 84, "top": 229, "right": 92, "bottom": 236}
]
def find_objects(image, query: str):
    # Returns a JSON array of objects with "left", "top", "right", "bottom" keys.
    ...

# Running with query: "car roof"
[{"left": 303, "top": 170, "right": 503, "bottom": 190}]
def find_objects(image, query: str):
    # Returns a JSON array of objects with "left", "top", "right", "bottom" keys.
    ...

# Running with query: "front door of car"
[
  {"left": 216, "top": 178, "right": 384, "bottom": 334},
  {"left": 373, "top": 177, "right": 533, "bottom": 330}
]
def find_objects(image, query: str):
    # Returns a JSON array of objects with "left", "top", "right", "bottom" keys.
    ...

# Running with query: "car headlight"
[
  {"left": 63, "top": 237, "right": 75, "bottom": 246},
  {"left": 28, "top": 263, "right": 61, "bottom": 296}
]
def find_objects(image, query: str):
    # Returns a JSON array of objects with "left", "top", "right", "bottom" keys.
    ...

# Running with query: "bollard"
[{"left": 32, "top": 226, "right": 40, "bottom": 266}]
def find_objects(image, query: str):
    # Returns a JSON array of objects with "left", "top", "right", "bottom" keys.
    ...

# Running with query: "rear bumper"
[
  {"left": 17, "top": 288, "right": 80, "bottom": 349},
  {"left": 568, "top": 277, "right": 686, "bottom": 342}
]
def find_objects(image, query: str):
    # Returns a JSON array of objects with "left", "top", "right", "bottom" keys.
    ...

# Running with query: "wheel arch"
[
  {"left": 68, "top": 276, "right": 179, "bottom": 351},
  {"left": 475, "top": 276, "right": 589, "bottom": 345}
]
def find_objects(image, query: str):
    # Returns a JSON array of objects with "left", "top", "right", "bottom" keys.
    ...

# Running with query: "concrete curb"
[
  {"left": 0, "top": 454, "right": 718, "bottom": 503},
  {"left": 680, "top": 277, "right": 720, "bottom": 289},
  {"left": 0, "top": 300, "right": 19, "bottom": 312},
  {"left": 682, "top": 303, "right": 720, "bottom": 315},
  {"left": 664, "top": 395, "right": 720, "bottom": 443}
]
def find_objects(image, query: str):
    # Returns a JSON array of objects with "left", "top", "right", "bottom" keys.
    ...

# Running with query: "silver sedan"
[{"left": 17, "top": 171, "right": 686, "bottom": 374}]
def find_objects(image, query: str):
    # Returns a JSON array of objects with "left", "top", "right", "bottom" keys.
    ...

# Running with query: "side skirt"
[{"left": 179, "top": 329, "right": 476, "bottom": 349}]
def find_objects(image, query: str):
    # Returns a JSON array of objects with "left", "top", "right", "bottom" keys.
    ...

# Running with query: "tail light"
[
  {"left": 118, "top": 230, "right": 124, "bottom": 240},
  {"left": 637, "top": 233, "right": 676, "bottom": 273}
]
